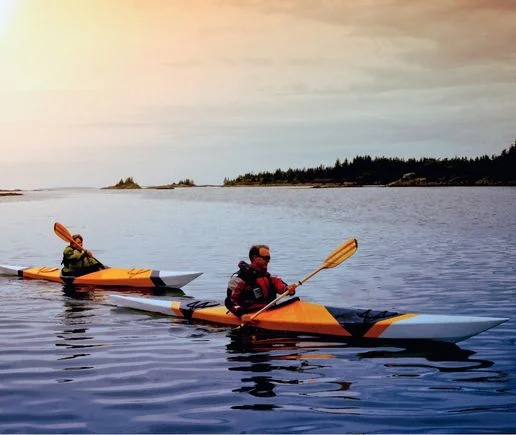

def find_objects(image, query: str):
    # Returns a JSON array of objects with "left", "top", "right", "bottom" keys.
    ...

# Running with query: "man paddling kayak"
[
  {"left": 61, "top": 234, "right": 104, "bottom": 277},
  {"left": 225, "top": 244, "right": 297, "bottom": 320}
]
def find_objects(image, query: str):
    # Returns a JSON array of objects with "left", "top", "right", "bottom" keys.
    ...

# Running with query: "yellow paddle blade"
[
  {"left": 54, "top": 222, "right": 74, "bottom": 244},
  {"left": 322, "top": 238, "right": 358, "bottom": 268}
]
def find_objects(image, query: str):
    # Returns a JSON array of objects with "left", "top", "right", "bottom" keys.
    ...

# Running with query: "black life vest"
[{"left": 225, "top": 261, "right": 274, "bottom": 313}]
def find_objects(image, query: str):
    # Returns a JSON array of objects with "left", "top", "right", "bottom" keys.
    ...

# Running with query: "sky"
[{"left": 0, "top": 0, "right": 515, "bottom": 189}]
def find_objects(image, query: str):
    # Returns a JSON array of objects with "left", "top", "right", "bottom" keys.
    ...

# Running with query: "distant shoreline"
[
  {"left": 0, "top": 189, "right": 23, "bottom": 196},
  {"left": 2, "top": 182, "right": 515, "bottom": 194},
  {"left": 222, "top": 179, "right": 513, "bottom": 187},
  {"left": 223, "top": 142, "right": 515, "bottom": 187}
]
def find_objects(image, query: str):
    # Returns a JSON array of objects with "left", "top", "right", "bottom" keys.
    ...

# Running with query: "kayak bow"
[
  {"left": 109, "top": 294, "right": 508, "bottom": 343},
  {"left": 0, "top": 264, "right": 202, "bottom": 288}
]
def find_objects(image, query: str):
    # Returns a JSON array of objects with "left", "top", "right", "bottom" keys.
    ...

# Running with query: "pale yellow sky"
[{"left": 0, "top": 0, "right": 514, "bottom": 188}]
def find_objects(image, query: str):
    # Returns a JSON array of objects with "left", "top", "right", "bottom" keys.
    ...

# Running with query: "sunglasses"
[{"left": 257, "top": 255, "right": 271, "bottom": 262}]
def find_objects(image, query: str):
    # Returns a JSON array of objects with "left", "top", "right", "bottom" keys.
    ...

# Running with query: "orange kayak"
[
  {"left": 110, "top": 294, "right": 508, "bottom": 343},
  {"left": 0, "top": 264, "right": 202, "bottom": 288}
]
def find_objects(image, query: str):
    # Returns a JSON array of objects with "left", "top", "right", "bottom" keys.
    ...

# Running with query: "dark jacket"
[
  {"left": 225, "top": 261, "right": 288, "bottom": 317},
  {"left": 61, "top": 246, "right": 101, "bottom": 276}
]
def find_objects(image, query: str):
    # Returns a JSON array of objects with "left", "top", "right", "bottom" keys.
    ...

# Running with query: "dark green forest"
[{"left": 223, "top": 140, "right": 516, "bottom": 187}]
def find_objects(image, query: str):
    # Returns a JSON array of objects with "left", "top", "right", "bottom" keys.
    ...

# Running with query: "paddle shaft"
[
  {"left": 54, "top": 222, "right": 104, "bottom": 268},
  {"left": 247, "top": 264, "right": 325, "bottom": 322}
]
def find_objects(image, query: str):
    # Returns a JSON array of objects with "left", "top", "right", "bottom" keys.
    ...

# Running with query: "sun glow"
[{"left": 0, "top": 0, "right": 17, "bottom": 32}]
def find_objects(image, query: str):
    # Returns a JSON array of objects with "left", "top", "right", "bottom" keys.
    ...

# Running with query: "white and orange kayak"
[
  {"left": 109, "top": 294, "right": 507, "bottom": 343},
  {"left": 0, "top": 264, "right": 202, "bottom": 288}
]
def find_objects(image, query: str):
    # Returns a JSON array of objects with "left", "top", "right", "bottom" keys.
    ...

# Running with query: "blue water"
[{"left": 0, "top": 187, "right": 515, "bottom": 433}]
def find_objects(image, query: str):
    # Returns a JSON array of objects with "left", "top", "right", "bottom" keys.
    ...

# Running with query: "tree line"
[{"left": 223, "top": 140, "right": 515, "bottom": 186}]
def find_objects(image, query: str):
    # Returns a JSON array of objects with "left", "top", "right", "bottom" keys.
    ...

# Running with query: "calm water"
[{"left": 0, "top": 187, "right": 515, "bottom": 434}]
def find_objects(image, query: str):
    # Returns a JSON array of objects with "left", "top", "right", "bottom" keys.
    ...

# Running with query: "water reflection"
[
  {"left": 54, "top": 296, "right": 99, "bottom": 382},
  {"left": 227, "top": 329, "right": 497, "bottom": 369},
  {"left": 233, "top": 376, "right": 279, "bottom": 398},
  {"left": 56, "top": 284, "right": 187, "bottom": 370},
  {"left": 62, "top": 284, "right": 107, "bottom": 301},
  {"left": 359, "top": 342, "right": 495, "bottom": 371},
  {"left": 61, "top": 283, "right": 186, "bottom": 301},
  {"left": 226, "top": 330, "right": 501, "bottom": 406}
]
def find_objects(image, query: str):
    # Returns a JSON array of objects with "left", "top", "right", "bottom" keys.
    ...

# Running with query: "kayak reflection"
[
  {"left": 356, "top": 342, "right": 494, "bottom": 371},
  {"left": 227, "top": 329, "right": 494, "bottom": 368},
  {"left": 228, "top": 328, "right": 479, "bottom": 359},
  {"left": 226, "top": 330, "right": 498, "bottom": 403},
  {"left": 62, "top": 283, "right": 186, "bottom": 301}
]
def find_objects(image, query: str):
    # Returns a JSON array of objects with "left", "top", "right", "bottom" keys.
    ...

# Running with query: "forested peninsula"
[{"left": 223, "top": 141, "right": 516, "bottom": 187}]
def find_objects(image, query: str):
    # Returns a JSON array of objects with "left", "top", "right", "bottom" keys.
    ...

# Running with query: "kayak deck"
[
  {"left": 0, "top": 264, "right": 202, "bottom": 288},
  {"left": 109, "top": 294, "right": 508, "bottom": 343}
]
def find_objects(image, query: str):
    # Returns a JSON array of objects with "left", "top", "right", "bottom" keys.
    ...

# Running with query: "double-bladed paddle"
[
  {"left": 237, "top": 237, "right": 358, "bottom": 329},
  {"left": 53, "top": 222, "right": 105, "bottom": 268}
]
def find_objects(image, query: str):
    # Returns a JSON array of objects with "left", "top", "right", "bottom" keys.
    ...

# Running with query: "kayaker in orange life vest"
[
  {"left": 225, "top": 244, "right": 297, "bottom": 319},
  {"left": 61, "top": 234, "right": 104, "bottom": 277}
]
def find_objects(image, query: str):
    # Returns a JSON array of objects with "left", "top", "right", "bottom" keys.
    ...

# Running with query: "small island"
[
  {"left": 102, "top": 177, "right": 142, "bottom": 189},
  {"left": 147, "top": 178, "right": 196, "bottom": 189},
  {"left": 102, "top": 177, "right": 196, "bottom": 189}
]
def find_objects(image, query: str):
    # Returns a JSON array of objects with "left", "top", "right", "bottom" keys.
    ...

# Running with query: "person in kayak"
[
  {"left": 225, "top": 244, "right": 297, "bottom": 318},
  {"left": 61, "top": 234, "right": 104, "bottom": 276}
]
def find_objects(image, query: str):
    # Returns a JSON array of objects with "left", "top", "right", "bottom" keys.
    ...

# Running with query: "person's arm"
[
  {"left": 240, "top": 278, "right": 297, "bottom": 326},
  {"left": 228, "top": 277, "right": 247, "bottom": 317},
  {"left": 272, "top": 277, "right": 297, "bottom": 296}
]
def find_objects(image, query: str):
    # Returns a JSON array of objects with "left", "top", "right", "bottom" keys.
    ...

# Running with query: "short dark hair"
[
  {"left": 249, "top": 244, "right": 269, "bottom": 261},
  {"left": 72, "top": 234, "right": 83, "bottom": 242}
]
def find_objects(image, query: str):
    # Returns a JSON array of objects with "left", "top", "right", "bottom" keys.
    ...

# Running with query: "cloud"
[{"left": 224, "top": 0, "right": 516, "bottom": 67}]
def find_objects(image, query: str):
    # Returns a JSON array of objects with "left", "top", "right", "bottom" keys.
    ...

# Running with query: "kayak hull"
[
  {"left": 109, "top": 294, "right": 508, "bottom": 343},
  {"left": 0, "top": 264, "right": 202, "bottom": 288}
]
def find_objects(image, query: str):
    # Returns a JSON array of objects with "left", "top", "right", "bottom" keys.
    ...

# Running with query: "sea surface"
[{"left": 0, "top": 186, "right": 515, "bottom": 434}]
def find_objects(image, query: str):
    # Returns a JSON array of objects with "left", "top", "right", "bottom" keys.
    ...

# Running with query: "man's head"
[
  {"left": 249, "top": 244, "right": 271, "bottom": 271},
  {"left": 71, "top": 234, "right": 83, "bottom": 248}
]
